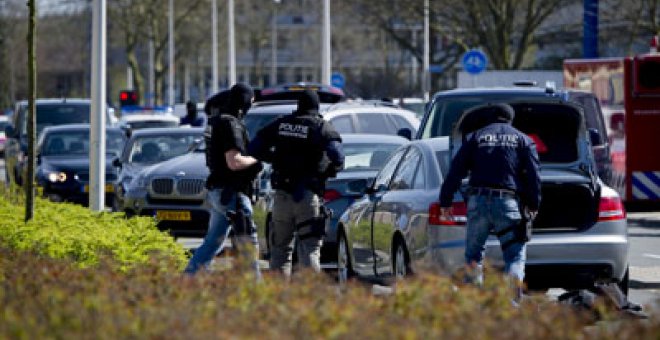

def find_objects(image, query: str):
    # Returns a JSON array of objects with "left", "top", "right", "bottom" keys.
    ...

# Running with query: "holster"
[
  {"left": 296, "top": 206, "right": 332, "bottom": 240},
  {"left": 515, "top": 209, "right": 534, "bottom": 243},
  {"left": 225, "top": 191, "right": 256, "bottom": 236}
]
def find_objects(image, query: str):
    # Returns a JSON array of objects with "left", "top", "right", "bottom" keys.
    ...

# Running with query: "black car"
[
  {"left": 418, "top": 85, "right": 614, "bottom": 187},
  {"left": 4, "top": 98, "right": 116, "bottom": 186},
  {"left": 36, "top": 124, "right": 126, "bottom": 205}
]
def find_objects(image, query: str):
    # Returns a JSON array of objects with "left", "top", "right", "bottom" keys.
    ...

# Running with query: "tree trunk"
[{"left": 25, "top": 0, "right": 36, "bottom": 222}]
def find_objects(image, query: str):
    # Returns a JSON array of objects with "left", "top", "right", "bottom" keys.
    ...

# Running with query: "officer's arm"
[
  {"left": 325, "top": 140, "right": 344, "bottom": 171},
  {"left": 438, "top": 139, "right": 473, "bottom": 207},
  {"left": 225, "top": 149, "right": 258, "bottom": 171},
  {"left": 247, "top": 122, "right": 276, "bottom": 162},
  {"left": 520, "top": 139, "right": 541, "bottom": 211}
]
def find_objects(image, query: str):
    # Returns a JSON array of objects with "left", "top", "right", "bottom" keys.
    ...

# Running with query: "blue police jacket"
[{"left": 439, "top": 122, "right": 541, "bottom": 210}]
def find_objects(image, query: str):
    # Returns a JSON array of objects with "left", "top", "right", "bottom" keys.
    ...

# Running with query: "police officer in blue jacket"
[
  {"left": 250, "top": 90, "right": 344, "bottom": 277},
  {"left": 439, "top": 103, "right": 541, "bottom": 299}
]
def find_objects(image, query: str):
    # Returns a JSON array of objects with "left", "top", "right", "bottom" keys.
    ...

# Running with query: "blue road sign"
[
  {"left": 462, "top": 49, "right": 488, "bottom": 75},
  {"left": 331, "top": 72, "right": 345, "bottom": 89}
]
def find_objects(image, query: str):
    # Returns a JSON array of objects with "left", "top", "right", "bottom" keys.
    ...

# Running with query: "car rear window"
[
  {"left": 356, "top": 113, "right": 394, "bottom": 134},
  {"left": 244, "top": 113, "right": 283, "bottom": 139},
  {"left": 33, "top": 104, "right": 91, "bottom": 135},
  {"left": 421, "top": 94, "right": 553, "bottom": 138}
]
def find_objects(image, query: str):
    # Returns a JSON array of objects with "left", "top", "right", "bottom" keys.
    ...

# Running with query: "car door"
[
  {"left": 373, "top": 146, "right": 423, "bottom": 276},
  {"left": 348, "top": 146, "right": 407, "bottom": 276}
]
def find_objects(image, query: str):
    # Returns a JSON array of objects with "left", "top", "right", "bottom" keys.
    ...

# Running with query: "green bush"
[
  {"left": 0, "top": 246, "right": 657, "bottom": 339},
  {"left": 0, "top": 189, "right": 188, "bottom": 271}
]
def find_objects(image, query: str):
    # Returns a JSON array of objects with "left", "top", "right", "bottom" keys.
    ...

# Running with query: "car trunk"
[{"left": 451, "top": 102, "right": 601, "bottom": 231}]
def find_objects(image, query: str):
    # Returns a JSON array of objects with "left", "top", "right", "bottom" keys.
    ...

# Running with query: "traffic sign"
[
  {"left": 331, "top": 72, "right": 345, "bottom": 89},
  {"left": 462, "top": 49, "right": 488, "bottom": 75}
]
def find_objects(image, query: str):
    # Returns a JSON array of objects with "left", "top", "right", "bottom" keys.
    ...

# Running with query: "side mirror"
[
  {"left": 4, "top": 124, "right": 16, "bottom": 138},
  {"left": 112, "top": 157, "right": 122, "bottom": 168},
  {"left": 397, "top": 127, "right": 412, "bottom": 140},
  {"left": 588, "top": 128, "right": 603, "bottom": 146},
  {"left": 346, "top": 178, "right": 369, "bottom": 196}
]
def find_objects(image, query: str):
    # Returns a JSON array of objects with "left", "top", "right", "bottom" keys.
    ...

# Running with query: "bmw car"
[
  {"left": 112, "top": 127, "right": 204, "bottom": 212},
  {"left": 36, "top": 124, "right": 126, "bottom": 205}
]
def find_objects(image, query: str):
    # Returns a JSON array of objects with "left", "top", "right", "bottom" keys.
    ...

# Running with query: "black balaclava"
[
  {"left": 228, "top": 83, "right": 254, "bottom": 118},
  {"left": 293, "top": 90, "right": 320, "bottom": 116},
  {"left": 186, "top": 101, "right": 197, "bottom": 118},
  {"left": 493, "top": 103, "right": 515, "bottom": 123}
]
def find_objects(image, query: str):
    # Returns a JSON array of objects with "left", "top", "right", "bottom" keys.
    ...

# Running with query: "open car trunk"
[{"left": 451, "top": 102, "right": 601, "bottom": 231}]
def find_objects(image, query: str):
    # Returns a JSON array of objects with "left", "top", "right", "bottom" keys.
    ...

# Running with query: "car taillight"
[
  {"left": 323, "top": 189, "right": 342, "bottom": 203},
  {"left": 429, "top": 201, "right": 467, "bottom": 226},
  {"left": 598, "top": 196, "right": 626, "bottom": 221}
]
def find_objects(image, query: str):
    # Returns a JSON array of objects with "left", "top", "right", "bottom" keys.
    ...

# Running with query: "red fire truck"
[{"left": 564, "top": 37, "right": 660, "bottom": 202}]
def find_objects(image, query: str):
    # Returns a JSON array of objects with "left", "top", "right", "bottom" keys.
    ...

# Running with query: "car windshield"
[
  {"left": 343, "top": 142, "right": 402, "bottom": 171},
  {"left": 244, "top": 113, "right": 284, "bottom": 139},
  {"left": 31, "top": 103, "right": 91, "bottom": 135},
  {"left": 42, "top": 130, "right": 126, "bottom": 157},
  {"left": 128, "top": 134, "right": 200, "bottom": 164}
]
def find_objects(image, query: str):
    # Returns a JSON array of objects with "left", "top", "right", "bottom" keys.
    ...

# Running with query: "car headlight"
[{"left": 47, "top": 172, "right": 67, "bottom": 183}]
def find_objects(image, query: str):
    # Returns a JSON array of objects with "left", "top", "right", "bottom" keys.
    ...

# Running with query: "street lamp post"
[
  {"left": 212, "top": 0, "right": 219, "bottom": 94},
  {"left": 168, "top": 0, "right": 175, "bottom": 106},
  {"left": 89, "top": 0, "right": 106, "bottom": 211},
  {"left": 321, "top": 0, "right": 331, "bottom": 85},
  {"left": 270, "top": 0, "right": 281, "bottom": 86},
  {"left": 228, "top": 0, "right": 236, "bottom": 85},
  {"left": 423, "top": 0, "right": 430, "bottom": 101}
]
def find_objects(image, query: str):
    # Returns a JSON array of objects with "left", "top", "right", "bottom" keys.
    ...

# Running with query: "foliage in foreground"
[
  {"left": 0, "top": 187, "right": 188, "bottom": 270},
  {"left": 0, "top": 247, "right": 658, "bottom": 339}
]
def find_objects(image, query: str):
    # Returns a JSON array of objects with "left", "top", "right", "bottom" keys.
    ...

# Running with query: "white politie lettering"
[
  {"left": 478, "top": 134, "right": 519, "bottom": 147},
  {"left": 279, "top": 123, "right": 309, "bottom": 138}
]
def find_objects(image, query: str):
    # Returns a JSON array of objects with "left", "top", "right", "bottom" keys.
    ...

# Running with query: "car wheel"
[
  {"left": 393, "top": 239, "right": 410, "bottom": 280},
  {"left": 337, "top": 229, "right": 353, "bottom": 285},
  {"left": 618, "top": 266, "right": 630, "bottom": 296}
]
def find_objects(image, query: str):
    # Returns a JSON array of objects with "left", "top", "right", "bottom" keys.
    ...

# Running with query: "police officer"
[
  {"left": 184, "top": 84, "right": 262, "bottom": 277},
  {"left": 438, "top": 103, "right": 541, "bottom": 300},
  {"left": 180, "top": 101, "right": 206, "bottom": 127},
  {"left": 249, "top": 90, "right": 344, "bottom": 277}
]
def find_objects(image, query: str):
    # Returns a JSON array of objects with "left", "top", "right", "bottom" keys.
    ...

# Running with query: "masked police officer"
[
  {"left": 180, "top": 101, "right": 206, "bottom": 127},
  {"left": 184, "top": 83, "right": 262, "bottom": 278},
  {"left": 249, "top": 90, "right": 344, "bottom": 277},
  {"left": 439, "top": 103, "right": 541, "bottom": 301}
]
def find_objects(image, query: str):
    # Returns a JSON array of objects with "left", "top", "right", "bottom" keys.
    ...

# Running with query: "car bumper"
[
  {"left": 485, "top": 222, "right": 629, "bottom": 289},
  {"left": 126, "top": 192, "right": 210, "bottom": 235},
  {"left": 41, "top": 182, "right": 115, "bottom": 206}
]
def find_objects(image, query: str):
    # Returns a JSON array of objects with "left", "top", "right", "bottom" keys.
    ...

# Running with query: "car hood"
[
  {"left": 41, "top": 155, "right": 116, "bottom": 173},
  {"left": 141, "top": 152, "right": 208, "bottom": 178}
]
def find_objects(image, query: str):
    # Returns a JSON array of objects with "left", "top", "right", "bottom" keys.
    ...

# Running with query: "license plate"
[
  {"left": 156, "top": 210, "right": 191, "bottom": 221},
  {"left": 83, "top": 184, "right": 115, "bottom": 193}
]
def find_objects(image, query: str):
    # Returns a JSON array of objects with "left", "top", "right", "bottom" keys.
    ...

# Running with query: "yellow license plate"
[
  {"left": 156, "top": 210, "right": 191, "bottom": 221},
  {"left": 83, "top": 184, "right": 115, "bottom": 193}
]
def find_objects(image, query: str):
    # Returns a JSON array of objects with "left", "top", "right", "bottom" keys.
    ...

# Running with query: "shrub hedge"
[{"left": 0, "top": 188, "right": 188, "bottom": 271}]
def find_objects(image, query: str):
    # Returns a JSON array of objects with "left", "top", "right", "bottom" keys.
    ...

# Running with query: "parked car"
[
  {"left": 4, "top": 98, "right": 116, "bottom": 186},
  {"left": 338, "top": 101, "right": 628, "bottom": 294},
  {"left": 35, "top": 124, "right": 126, "bottom": 205},
  {"left": 261, "top": 134, "right": 409, "bottom": 261},
  {"left": 117, "top": 113, "right": 180, "bottom": 135},
  {"left": 418, "top": 86, "right": 614, "bottom": 187},
  {"left": 122, "top": 143, "right": 209, "bottom": 236},
  {"left": 0, "top": 115, "right": 9, "bottom": 156},
  {"left": 112, "top": 127, "right": 204, "bottom": 212}
]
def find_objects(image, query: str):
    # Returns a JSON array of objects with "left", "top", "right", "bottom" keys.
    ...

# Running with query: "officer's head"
[
  {"left": 493, "top": 103, "right": 515, "bottom": 123},
  {"left": 204, "top": 89, "right": 231, "bottom": 117},
  {"left": 228, "top": 83, "right": 255, "bottom": 118},
  {"left": 294, "top": 90, "right": 320, "bottom": 116}
]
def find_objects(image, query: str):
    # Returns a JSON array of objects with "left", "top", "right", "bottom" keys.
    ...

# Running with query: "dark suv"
[
  {"left": 4, "top": 99, "right": 113, "bottom": 185},
  {"left": 417, "top": 86, "right": 613, "bottom": 187}
]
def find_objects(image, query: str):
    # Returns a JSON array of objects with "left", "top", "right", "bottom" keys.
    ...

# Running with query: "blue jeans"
[
  {"left": 184, "top": 188, "right": 261, "bottom": 278},
  {"left": 465, "top": 194, "right": 526, "bottom": 283}
]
